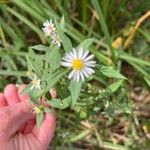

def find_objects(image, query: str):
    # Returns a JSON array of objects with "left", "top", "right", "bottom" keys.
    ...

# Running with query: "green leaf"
[
  {"left": 44, "top": 107, "right": 52, "bottom": 113},
  {"left": 49, "top": 48, "right": 61, "bottom": 73},
  {"left": 33, "top": 56, "right": 44, "bottom": 77},
  {"left": 91, "top": 0, "right": 115, "bottom": 60},
  {"left": 91, "top": 0, "right": 110, "bottom": 44},
  {"left": 60, "top": 15, "right": 65, "bottom": 31},
  {"left": 107, "top": 79, "right": 124, "bottom": 93},
  {"left": 119, "top": 52, "right": 150, "bottom": 67},
  {"left": 69, "top": 80, "right": 83, "bottom": 106},
  {"left": 29, "top": 96, "right": 39, "bottom": 105},
  {"left": 27, "top": 56, "right": 34, "bottom": 71},
  {"left": 100, "top": 66, "right": 127, "bottom": 79},
  {"left": 31, "top": 45, "right": 49, "bottom": 51},
  {"left": 77, "top": 38, "right": 96, "bottom": 50},
  {"left": 46, "top": 69, "right": 68, "bottom": 91},
  {"left": 47, "top": 96, "right": 71, "bottom": 109},
  {"left": 29, "top": 88, "right": 45, "bottom": 101},
  {"left": 36, "top": 112, "right": 43, "bottom": 128},
  {"left": 20, "top": 84, "right": 31, "bottom": 95},
  {"left": 55, "top": 21, "right": 72, "bottom": 52}
]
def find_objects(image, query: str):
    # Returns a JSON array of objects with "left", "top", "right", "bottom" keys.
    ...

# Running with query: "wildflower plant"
[{"left": 22, "top": 17, "right": 128, "bottom": 127}]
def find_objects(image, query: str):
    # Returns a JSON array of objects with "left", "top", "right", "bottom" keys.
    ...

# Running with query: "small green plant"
[
  {"left": 22, "top": 17, "right": 127, "bottom": 128},
  {"left": 1, "top": 0, "right": 150, "bottom": 149}
]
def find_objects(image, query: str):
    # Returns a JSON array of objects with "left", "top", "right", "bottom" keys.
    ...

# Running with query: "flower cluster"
[
  {"left": 30, "top": 20, "right": 96, "bottom": 90},
  {"left": 42, "top": 19, "right": 62, "bottom": 47}
]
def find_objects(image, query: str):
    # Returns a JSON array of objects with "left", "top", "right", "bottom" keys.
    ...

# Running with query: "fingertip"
[
  {"left": 4, "top": 84, "right": 20, "bottom": 105},
  {"left": 32, "top": 112, "right": 56, "bottom": 146},
  {"left": 44, "top": 112, "right": 56, "bottom": 131}
]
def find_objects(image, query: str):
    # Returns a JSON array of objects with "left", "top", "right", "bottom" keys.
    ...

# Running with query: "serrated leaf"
[
  {"left": 46, "top": 69, "right": 68, "bottom": 91},
  {"left": 27, "top": 56, "right": 34, "bottom": 71},
  {"left": 29, "top": 88, "right": 45, "bottom": 103},
  {"left": 31, "top": 45, "right": 49, "bottom": 51},
  {"left": 48, "top": 96, "right": 71, "bottom": 109},
  {"left": 33, "top": 55, "right": 44, "bottom": 77},
  {"left": 60, "top": 15, "right": 65, "bottom": 31},
  {"left": 100, "top": 66, "right": 127, "bottom": 79},
  {"left": 44, "top": 107, "right": 52, "bottom": 113},
  {"left": 107, "top": 79, "right": 124, "bottom": 93},
  {"left": 29, "top": 96, "right": 39, "bottom": 105},
  {"left": 36, "top": 112, "right": 43, "bottom": 128},
  {"left": 59, "top": 31, "right": 72, "bottom": 52},
  {"left": 49, "top": 48, "right": 61, "bottom": 73},
  {"left": 20, "top": 84, "right": 31, "bottom": 95},
  {"left": 69, "top": 80, "right": 83, "bottom": 106},
  {"left": 77, "top": 38, "right": 95, "bottom": 50},
  {"left": 55, "top": 21, "right": 72, "bottom": 52}
]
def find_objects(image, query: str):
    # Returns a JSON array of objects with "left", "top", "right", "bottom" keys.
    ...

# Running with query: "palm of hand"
[{"left": 0, "top": 84, "right": 55, "bottom": 150}]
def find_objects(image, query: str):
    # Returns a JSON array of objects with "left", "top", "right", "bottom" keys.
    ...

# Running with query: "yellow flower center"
[
  {"left": 48, "top": 25, "right": 53, "bottom": 30},
  {"left": 72, "top": 59, "right": 84, "bottom": 70},
  {"left": 33, "top": 107, "right": 41, "bottom": 114},
  {"left": 33, "top": 105, "right": 43, "bottom": 114},
  {"left": 31, "top": 79, "right": 38, "bottom": 84}
]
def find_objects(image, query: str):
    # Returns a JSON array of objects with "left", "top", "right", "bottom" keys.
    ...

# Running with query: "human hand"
[{"left": 0, "top": 84, "right": 56, "bottom": 150}]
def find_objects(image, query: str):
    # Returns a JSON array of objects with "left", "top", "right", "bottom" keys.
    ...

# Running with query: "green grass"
[{"left": 0, "top": 0, "right": 150, "bottom": 149}]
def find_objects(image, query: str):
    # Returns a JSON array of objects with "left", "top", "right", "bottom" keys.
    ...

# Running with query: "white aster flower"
[
  {"left": 51, "top": 32, "right": 62, "bottom": 47},
  {"left": 61, "top": 48, "right": 96, "bottom": 82},
  {"left": 30, "top": 74, "right": 41, "bottom": 90},
  {"left": 42, "top": 19, "right": 56, "bottom": 36}
]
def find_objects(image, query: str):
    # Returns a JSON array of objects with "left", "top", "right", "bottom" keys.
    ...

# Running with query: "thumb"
[
  {"left": 0, "top": 102, "right": 34, "bottom": 141},
  {"left": 32, "top": 111, "right": 56, "bottom": 148}
]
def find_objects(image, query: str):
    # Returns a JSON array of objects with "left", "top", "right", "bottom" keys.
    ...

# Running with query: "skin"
[{"left": 0, "top": 84, "right": 56, "bottom": 150}]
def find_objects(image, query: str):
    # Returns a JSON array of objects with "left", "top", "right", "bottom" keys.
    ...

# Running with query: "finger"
[
  {"left": 18, "top": 84, "right": 29, "bottom": 101},
  {"left": 0, "top": 101, "right": 34, "bottom": 141},
  {"left": 32, "top": 112, "right": 56, "bottom": 147},
  {"left": 17, "top": 84, "right": 30, "bottom": 133},
  {"left": 4, "top": 84, "right": 20, "bottom": 105},
  {"left": 0, "top": 93, "right": 7, "bottom": 108}
]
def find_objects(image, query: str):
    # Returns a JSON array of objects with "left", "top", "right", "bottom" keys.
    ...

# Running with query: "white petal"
[
  {"left": 49, "top": 19, "right": 52, "bottom": 23},
  {"left": 36, "top": 84, "right": 41, "bottom": 89},
  {"left": 72, "top": 48, "right": 78, "bottom": 58},
  {"left": 84, "top": 61, "right": 96, "bottom": 67},
  {"left": 30, "top": 84, "right": 35, "bottom": 90},
  {"left": 79, "top": 71, "right": 85, "bottom": 81},
  {"left": 65, "top": 53, "right": 74, "bottom": 60},
  {"left": 62, "top": 57, "right": 72, "bottom": 63},
  {"left": 57, "top": 42, "right": 61, "bottom": 47},
  {"left": 76, "top": 71, "right": 80, "bottom": 82},
  {"left": 85, "top": 64, "right": 96, "bottom": 67},
  {"left": 78, "top": 48, "right": 84, "bottom": 59},
  {"left": 61, "top": 62, "right": 72, "bottom": 67},
  {"left": 84, "top": 67, "right": 95, "bottom": 75},
  {"left": 69, "top": 52, "right": 76, "bottom": 59},
  {"left": 83, "top": 54, "right": 94, "bottom": 62},
  {"left": 82, "top": 69, "right": 90, "bottom": 77},
  {"left": 43, "top": 20, "right": 49, "bottom": 26},
  {"left": 81, "top": 50, "right": 89, "bottom": 59},
  {"left": 73, "top": 72, "right": 77, "bottom": 81},
  {"left": 68, "top": 70, "right": 76, "bottom": 79}
]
